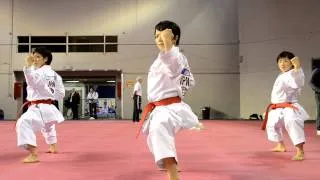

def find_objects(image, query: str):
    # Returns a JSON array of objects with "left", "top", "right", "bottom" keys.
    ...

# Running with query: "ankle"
[
  {"left": 296, "top": 149, "right": 304, "bottom": 154},
  {"left": 277, "top": 142, "right": 285, "bottom": 148},
  {"left": 26, "top": 145, "right": 37, "bottom": 153},
  {"left": 49, "top": 143, "right": 57, "bottom": 148},
  {"left": 295, "top": 143, "right": 304, "bottom": 152}
]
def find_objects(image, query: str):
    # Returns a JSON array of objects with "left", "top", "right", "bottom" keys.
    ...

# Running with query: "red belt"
[
  {"left": 261, "top": 102, "right": 298, "bottom": 130},
  {"left": 16, "top": 99, "right": 53, "bottom": 121},
  {"left": 30, "top": 99, "right": 53, "bottom": 105},
  {"left": 136, "top": 96, "right": 181, "bottom": 138}
]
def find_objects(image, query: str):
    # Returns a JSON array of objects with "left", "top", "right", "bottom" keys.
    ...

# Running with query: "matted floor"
[{"left": 0, "top": 120, "right": 319, "bottom": 180}]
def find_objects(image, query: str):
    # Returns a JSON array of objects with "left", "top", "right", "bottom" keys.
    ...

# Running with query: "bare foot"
[
  {"left": 190, "top": 123, "right": 204, "bottom": 131},
  {"left": 22, "top": 154, "right": 39, "bottom": 163},
  {"left": 270, "top": 144, "right": 286, "bottom": 152},
  {"left": 292, "top": 151, "right": 304, "bottom": 161},
  {"left": 46, "top": 144, "right": 57, "bottom": 153}
]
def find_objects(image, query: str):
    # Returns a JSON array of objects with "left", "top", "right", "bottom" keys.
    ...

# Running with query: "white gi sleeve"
[
  {"left": 159, "top": 47, "right": 196, "bottom": 89},
  {"left": 23, "top": 66, "right": 45, "bottom": 87},
  {"left": 54, "top": 74, "right": 65, "bottom": 100},
  {"left": 286, "top": 68, "right": 305, "bottom": 89},
  {"left": 158, "top": 46, "right": 184, "bottom": 77}
]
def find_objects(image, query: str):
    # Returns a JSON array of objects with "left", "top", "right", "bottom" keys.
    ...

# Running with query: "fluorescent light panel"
[{"left": 65, "top": 80, "right": 79, "bottom": 83}]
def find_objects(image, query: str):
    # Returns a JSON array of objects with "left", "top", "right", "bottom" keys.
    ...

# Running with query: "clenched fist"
[
  {"left": 290, "top": 57, "right": 301, "bottom": 70},
  {"left": 25, "top": 55, "right": 34, "bottom": 67},
  {"left": 160, "top": 29, "right": 175, "bottom": 52}
]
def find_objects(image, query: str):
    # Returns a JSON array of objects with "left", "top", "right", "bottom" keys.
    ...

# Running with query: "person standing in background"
[
  {"left": 132, "top": 76, "right": 143, "bottom": 123},
  {"left": 87, "top": 87, "right": 98, "bottom": 119},
  {"left": 70, "top": 89, "right": 81, "bottom": 120},
  {"left": 310, "top": 67, "right": 320, "bottom": 135}
]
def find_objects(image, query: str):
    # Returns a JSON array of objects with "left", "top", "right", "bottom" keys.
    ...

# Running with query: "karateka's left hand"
[
  {"left": 291, "top": 56, "right": 301, "bottom": 70},
  {"left": 25, "top": 54, "right": 34, "bottom": 67}
]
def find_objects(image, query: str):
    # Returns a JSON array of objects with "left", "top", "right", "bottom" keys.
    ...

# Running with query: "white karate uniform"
[
  {"left": 87, "top": 91, "right": 99, "bottom": 103},
  {"left": 266, "top": 68, "right": 309, "bottom": 145},
  {"left": 16, "top": 65, "right": 65, "bottom": 148},
  {"left": 142, "top": 46, "right": 200, "bottom": 168},
  {"left": 133, "top": 81, "right": 142, "bottom": 96}
]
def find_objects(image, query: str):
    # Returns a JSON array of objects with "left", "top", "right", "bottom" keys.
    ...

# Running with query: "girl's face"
[
  {"left": 155, "top": 29, "right": 175, "bottom": 51},
  {"left": 278, "top": 57, "right": 293, "bottom": 73},
  {"left": 33, "top": 52, "right": 47, "bottom": 68}
]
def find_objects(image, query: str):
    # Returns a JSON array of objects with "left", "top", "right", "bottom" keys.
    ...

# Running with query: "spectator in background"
[
  {"left": 87, "top": 87, "right": 98, "bottom": 119},
  {"left": 310, "top": 67, "right": 320, "bottom": 135},
  {"left": 132, "top": 76, "right": 143, "bottom": 123},
  {"left": 70, "top": 89, "right": 81, "bottom": 120}
]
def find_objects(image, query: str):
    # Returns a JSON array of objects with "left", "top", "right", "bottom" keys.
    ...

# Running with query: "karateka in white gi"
[
  {"left": 16, "top": 47, "right": 65, "bottom": 163},
  {"left": 265, "top": 51, "right": 309, "bottom": 161},
  {"left": 139, "top": 21, "right": 203, "bottom": 180}
]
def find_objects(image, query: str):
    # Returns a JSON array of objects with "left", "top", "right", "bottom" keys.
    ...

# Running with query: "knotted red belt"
[
  {"left": 30, "top": 99, "right": 53, "bottom": 106},
  {"left": 136, "top": 96, "right": 181, "bottom": 138},
  {"left": 261, "top": 102, "right": 298, "bottom": 130},
  {"left": 15, "top": 99, "right": 53, "bottom": 127}
]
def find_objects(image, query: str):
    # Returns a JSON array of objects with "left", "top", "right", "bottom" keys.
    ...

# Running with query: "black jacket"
[{"left": 310, "top": 68, "right": 320, "bottom": 93}]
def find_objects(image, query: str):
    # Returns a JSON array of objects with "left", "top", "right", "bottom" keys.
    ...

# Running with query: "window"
[
  {"left": 17, "top": 35, "right": 118, "bottom": 53},
  {"left": 31, "top": 36, "right": 66, "bottom": 43},
  {"left": 69, "top": 36, "right": 103, "bottom": 43},
  {"left": 69, "top": 45, "right": 104, "bottom": 52},
  {"left": 17, "top": 36, "right": 29, "bottom": 53},
  {"left": 106, "top": 44, "right": 118, "bottom": 52},
  {"left": 18, "top": 36, "right": 29, "bottom": 43},
  {"left": 18, "top": 45, "right": 29, "bottom": 53},
  {"left": 31, "top": 45, "right": 66, "bottom": 53},
  {"left": 105, "top": 36, "right": 117, "bottom": 43}
]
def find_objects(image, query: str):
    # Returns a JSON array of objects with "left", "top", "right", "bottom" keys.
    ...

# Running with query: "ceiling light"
[{"left": 65, "top": 80, "right": 79, "bottom": 83}]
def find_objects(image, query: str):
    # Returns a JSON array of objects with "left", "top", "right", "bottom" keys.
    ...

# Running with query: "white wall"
[
  {"left": 0, "top": 0, "right": 239, "bottom": 119},
  {"left": 238, "top": 0, "right": 320, "bottom": 119},
  {"left": 0, "top": 0, "right": 17, "bottom": 118}
]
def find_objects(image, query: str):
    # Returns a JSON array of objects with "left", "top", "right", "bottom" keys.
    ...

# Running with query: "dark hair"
[
  {"left": 276, "top": 51, "right": 295, "bottom": 63},
  {"left": 33, "top": 47, "right": 53, "bottom": 65},
  {"left": 155, "top": 20, "right": 181, "bottom": 46}
]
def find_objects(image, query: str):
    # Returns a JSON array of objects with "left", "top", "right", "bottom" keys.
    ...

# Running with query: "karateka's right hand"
[
  {"left": 291, "top": 56, "right": 301, "bottom": 70},
  {"left": 25, "top": 54, "right": 34, "bottom": 67},
  {"left": 161, "top": 29, "right": 175, "bottom": 52}
]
